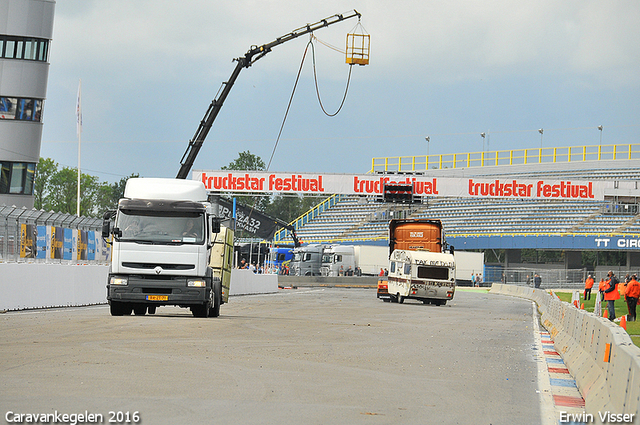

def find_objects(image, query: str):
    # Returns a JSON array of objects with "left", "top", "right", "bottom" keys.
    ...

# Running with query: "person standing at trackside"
[
  {"left": 625, "top": 274, "right": 640, "bottom": 322},
  {"left": 584, "top": 274, "right": 594, "bottom": 300},
  {"left": 533, "top": 273, "right": 541, "bottom": 289},
  {"left": 603, "top": 271, "right": 620, "bottom": 321},
  {"left": 599, "top": 278, "right": 607, "bottom": 301}
]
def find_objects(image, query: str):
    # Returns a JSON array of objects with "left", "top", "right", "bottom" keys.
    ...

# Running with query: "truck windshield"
[
  {"left": 322, "top": 254, "right": 332, "bottom": 264},
  {"left": 417, "top": 266, "right": 449, "bottom": 280},
  {"left": 117, "top": 211, "right": 205, "bottom": 244}
]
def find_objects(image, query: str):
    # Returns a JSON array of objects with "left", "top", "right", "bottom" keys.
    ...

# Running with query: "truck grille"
[{"left": 122, "top": 262, "right": 195, "bottom": 271}]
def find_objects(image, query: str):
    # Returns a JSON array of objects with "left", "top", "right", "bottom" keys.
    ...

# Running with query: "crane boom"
[{"left": 176, "top": 10, "right": 361, "bottom": 179}]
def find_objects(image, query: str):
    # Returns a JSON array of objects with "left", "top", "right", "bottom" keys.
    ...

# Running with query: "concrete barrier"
[
  {"left": 0, "top": 264, "right": 278, "bottom": 311},
  {"left": 0, "top": 263, "right": 109, "bottom": 310},
  {"left": 490, "top": 283, "right": 640, "bottom": 423},
  {"left": 277, "top": 275, "right": 379, "bottom": 288},
  {"left": 229, "top": 269, "right": 278, "bottom": 295}
]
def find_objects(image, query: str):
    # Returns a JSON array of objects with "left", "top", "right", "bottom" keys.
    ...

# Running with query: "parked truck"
[
  {"left": 380, "top": 218, "right": 456, "bottom": 305},
  {"left": 321, "top": 244, "right": 389, "bottom": 276},
  {"left": 289, "top": 244, "right": 324, "bottom": 276},
  {"left": 266, "top": 246, "right": 294, "bottom": 272},
  {"left": 453, "top": 251, "right": 485, "bottom": 286},
  {"left": 103, "top": 178, "right": 234, "bottom": 318}
]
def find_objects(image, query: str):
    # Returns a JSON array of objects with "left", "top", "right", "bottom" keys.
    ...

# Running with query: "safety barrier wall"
[
  {"left": 0, "top": 265, "right": 279, "bottom": 311},
  {"left": 0, "top": 263, "right": 109, "bottom": 310},
  {"left": 490, "top": 283, "right": 640, "bottom": 423}
]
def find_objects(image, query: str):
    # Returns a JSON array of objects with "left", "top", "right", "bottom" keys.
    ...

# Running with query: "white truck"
[
  {"left": 289, "top": 244, "right": 324, "bottom": 276},
  {"left": 453, "top": 251, "right": 485, "bottom": 286},
  {"left": 103, "top": 178, "right": 234, "bottom": 318},
  {"left": 320, "top": 244, "right": 389, "bottom": 276},
  {"left": 384, "top": 219, "right": 456, "bottom": 305}
]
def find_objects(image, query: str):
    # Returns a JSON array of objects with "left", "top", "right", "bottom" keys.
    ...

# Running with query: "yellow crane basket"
[{"left": 345, "top": 22, "right": 369, "bottom": 66}]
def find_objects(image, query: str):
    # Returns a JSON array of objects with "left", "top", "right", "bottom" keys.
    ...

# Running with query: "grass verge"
[{"left": 553, "top": 290, "right": 640, "bottom": 348}]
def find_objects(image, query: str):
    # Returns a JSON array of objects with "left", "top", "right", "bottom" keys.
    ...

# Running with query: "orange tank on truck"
[{"left": 389, "top": 219, "right": 443, "bottom": 254}]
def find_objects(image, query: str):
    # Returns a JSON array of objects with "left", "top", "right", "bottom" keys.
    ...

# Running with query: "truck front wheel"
[
  {"left": 209, "top": 280, "right": 222, "bottom": 317},
  {"left": 110, "top": 301, "right": 124, "bottom": 316},
  {"left": 133, "top": 305, "right": 147, "bottom": 315},
  {"left": 192, "top": 289, "right": 212, "bottom": 318}
]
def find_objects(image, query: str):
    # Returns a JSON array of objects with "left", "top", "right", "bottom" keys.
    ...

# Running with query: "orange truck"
[{"left": 378, "top": 219, "right": 456, "bottom": 305}]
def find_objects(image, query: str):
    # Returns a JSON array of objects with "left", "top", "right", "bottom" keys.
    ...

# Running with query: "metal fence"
[
  {"left": 0, "top": 205, "right": 109, "bottom": 264},
  {"left": 485, "top": 266, "right": 640, "bottom": 289}
]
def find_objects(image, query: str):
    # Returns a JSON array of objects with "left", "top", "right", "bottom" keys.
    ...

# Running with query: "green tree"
[
  {"left": 47, "top": 166, "right": 78, "bottom": 215},
  {"left": 221, "top": 151, "right": 268, "bottom": 213},
  {"left": 95, "top": 173, "right": 139, "bottom": 215},
  {"left": 33, "top": 157, "right": 58, "bottom": 210},
  {"left": 35, "top": 157, "right": 139, "bottom": 218},
  {"left": 221, "top": 150, "right": 265, "bottom": 172},
  {"left": 264, "top": 194, "right": 326, "bottom": 223}
]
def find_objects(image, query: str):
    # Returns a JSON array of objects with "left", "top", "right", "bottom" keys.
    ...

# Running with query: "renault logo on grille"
[{"left": 154, "top": 266, "right": 163, "bottom": 275}]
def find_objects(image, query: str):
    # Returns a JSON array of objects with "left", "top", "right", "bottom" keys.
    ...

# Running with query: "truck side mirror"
[
  {"left": 211, "top": 218, "right": 221, "bottom": 234},
  {"left": 102, "top": 210, "right": 115, "bottom": 238},
  {"left": 101, "top": 222, "right": 110, "bottom": 238}
]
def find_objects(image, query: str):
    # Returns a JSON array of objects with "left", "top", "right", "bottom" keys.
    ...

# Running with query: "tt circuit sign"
[
  {"left": 450, "top": 235, "right": 640, "bottom": 251},
  {"left": 195, "top": 171, "right": 608, "bottom": 201}
]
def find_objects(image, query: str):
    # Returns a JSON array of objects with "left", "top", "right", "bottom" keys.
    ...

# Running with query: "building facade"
[{"left": 0, "top": 0, "right": 55, "bottom": 208}]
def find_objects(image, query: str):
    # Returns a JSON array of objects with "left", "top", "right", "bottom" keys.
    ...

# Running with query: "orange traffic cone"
[
  {"left": 581, "top": 303, "right": 584, "bottom": 310},
  {"left": 621, "top": 315, "right": 627, "bottom": 330},
  {"left": 604, "top": 309, "right": 609, "bottom": 319},
  {"left": 574, "top": 300, "right": 578, "bottom": 308}
]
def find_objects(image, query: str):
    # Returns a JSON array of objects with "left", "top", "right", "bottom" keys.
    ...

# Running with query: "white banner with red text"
[{"left": 194, "top": 171, "right": 607, "bottom": 200}]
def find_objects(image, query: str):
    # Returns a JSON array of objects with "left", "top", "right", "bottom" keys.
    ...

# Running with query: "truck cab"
[
  {"left": 321, "top": 245, "right": 355, "bottom": 276},
  {"left": 290, "top": 244, "right": 323, "bottom": 276},
  {"left": 104, "top": 178, "right": 233, "bottom": 318}
]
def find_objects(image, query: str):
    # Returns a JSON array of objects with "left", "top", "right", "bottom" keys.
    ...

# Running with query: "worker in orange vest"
[
  {"left": 598, "top": 278, "right": 607, "bottom": 301},
  {"left": 625, "top": 274, "right": 640, "bottom": 322},
  {"left": 584, "top": 275, "right": 594, "bottom": 300},
  {"left": 603, "top": 271, "right": 620, "bottom": 321}
]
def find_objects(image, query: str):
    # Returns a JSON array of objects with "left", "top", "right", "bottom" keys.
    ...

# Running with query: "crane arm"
[{"left": 176, "top": 10, "right": 361, "bottom": 179}]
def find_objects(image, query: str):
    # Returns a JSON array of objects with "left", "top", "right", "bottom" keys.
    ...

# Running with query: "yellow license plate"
[{"left": 146, "top": 295, "right": 168, "bottom": 301}]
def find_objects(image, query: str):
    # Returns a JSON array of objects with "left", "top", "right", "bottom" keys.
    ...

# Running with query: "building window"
[
  {"left": 0, "top": 162, "right": 35, "bottom": 195},
  {"left": 0, "top": 97, "right": 42, "bottom": 121},
  {"left": 0, "top": 35, "right": 50, "bottom": 62}
]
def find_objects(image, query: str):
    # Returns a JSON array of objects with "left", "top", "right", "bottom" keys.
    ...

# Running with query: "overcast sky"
[{"left": 40, "top": 0, "right": 640, "bottom": 183}]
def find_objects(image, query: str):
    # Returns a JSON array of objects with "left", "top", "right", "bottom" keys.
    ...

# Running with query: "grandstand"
[{"left": 270, "top": 143, "right": 640, "bottom": 282}]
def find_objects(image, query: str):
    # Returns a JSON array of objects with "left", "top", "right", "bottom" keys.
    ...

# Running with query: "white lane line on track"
[{"left": 532, "top": 301, "right": 558, "bottom": 425}]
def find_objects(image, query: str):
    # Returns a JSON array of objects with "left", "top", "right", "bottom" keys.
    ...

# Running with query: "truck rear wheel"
[{"left": 398, "top": 295, "right": 405, "bottom": 304}]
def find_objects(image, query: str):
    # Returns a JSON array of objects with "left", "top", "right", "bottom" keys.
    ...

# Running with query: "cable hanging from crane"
[
  {"left": 267, "top": 29, "right": 368, "bottom": 169},
  {"left": 310, "top": 37, "right": 353, "bottom": 117},
  {"left": 266, "top": 39, "right": 313, "bottom": 171}
]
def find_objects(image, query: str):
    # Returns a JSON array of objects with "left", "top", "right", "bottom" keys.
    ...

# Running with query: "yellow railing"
[{"left": 370, "top": 143, "right": 640, "bottom": 173}]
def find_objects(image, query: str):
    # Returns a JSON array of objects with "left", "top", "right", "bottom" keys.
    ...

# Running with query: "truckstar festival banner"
[{"left": 195, "top": 171, "right": 607, "bottom": 201}]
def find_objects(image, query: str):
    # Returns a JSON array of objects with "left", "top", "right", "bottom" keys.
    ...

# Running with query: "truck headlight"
[
  {"left": 110, "top": 276, "right": 128, "bottom": 286},
  {"left": 187, "top": 279, "right": 206, "bottom": 287}
]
